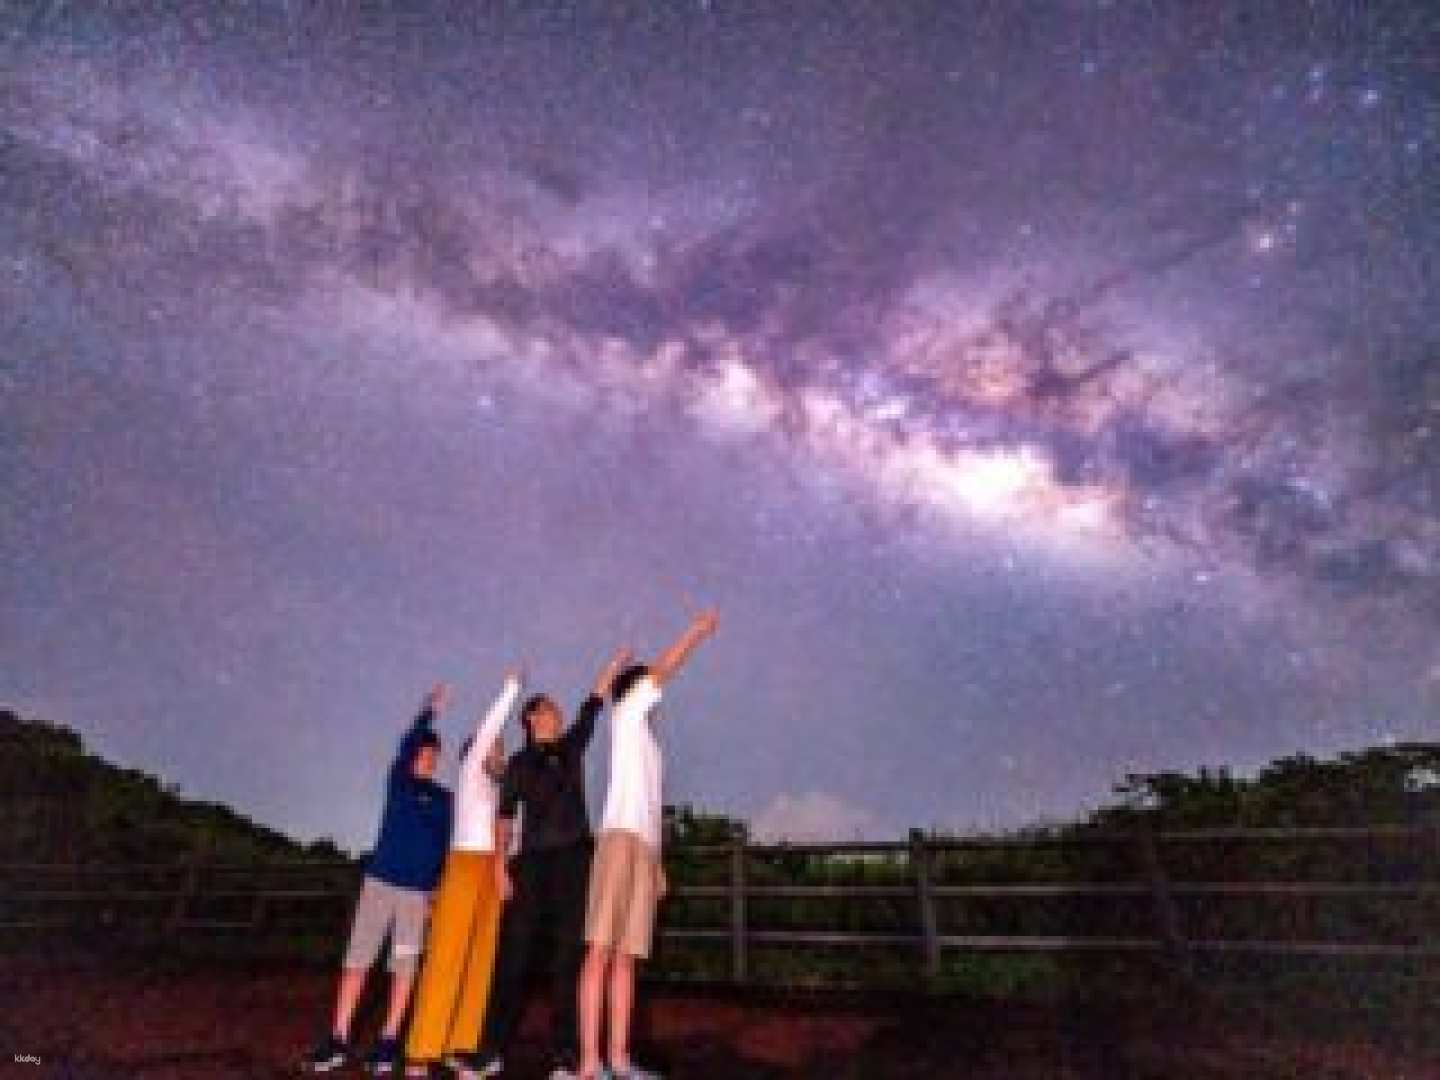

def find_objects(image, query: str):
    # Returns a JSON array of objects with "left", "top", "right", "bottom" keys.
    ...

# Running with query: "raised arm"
[
  {"left": 594, "top": 647, "right": 634, "bottom": 700},
  {"left": 562, "top": 648, "right": 633, "bottom": 752},
  {"left": 460, "top": 667, "right": 523, "bottom": 782},
  {"left": 390, "top": 682, "right": 449, "bottom": 786},
  {"left": 648, "top": 609, "right": 719, "bottom": 688},
  {"left": 476, "top": 666, "right": 524, "bottom": 752}
]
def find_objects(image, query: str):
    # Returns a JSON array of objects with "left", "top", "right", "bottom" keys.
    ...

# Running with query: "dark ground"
[{"left": 3, "top": 959, "right": 1437, "bottom": 1079}]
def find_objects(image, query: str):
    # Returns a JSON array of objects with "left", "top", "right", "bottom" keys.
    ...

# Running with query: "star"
[{"left": 1, "top": 0, "right": 1434, "bottom": 845}]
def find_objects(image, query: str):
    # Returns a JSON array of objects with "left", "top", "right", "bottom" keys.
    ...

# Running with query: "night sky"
[{"left": 3, "top": 1, "right": 1437, "bottom": 848}]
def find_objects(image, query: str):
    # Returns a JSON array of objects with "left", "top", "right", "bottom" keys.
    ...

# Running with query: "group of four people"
[{"left": 307, "top": 610, "right": 719, "bottom": 1079}]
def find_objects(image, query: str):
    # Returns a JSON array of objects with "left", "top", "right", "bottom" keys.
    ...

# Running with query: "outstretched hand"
[
  {"left": 425, "top": 682, "right": 452, "bottom": 713},
  {"left": 692, "top": 608, "right": 720, "bottom": 639},
  {"left": 594, "top": 646, "right": 634, "bottom": 699},
  {"left": 502, "top": 662, "right": 526, "bottom": 686},
  {"left": 649, "top": 607, "right": 719, "bottom": 687}
]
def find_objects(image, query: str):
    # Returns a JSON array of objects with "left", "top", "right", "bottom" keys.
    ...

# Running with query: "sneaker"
[
  {"left": 548, "top": 1064, "right": 580, "bottom": 1080},
  {"left": 366, "top": 1037, "right": 402, "bottom": 1075},
  {"left": 454, "top": 1052, "right": 504, "bottom": 1079},
  {"left": 609, "top": 1064, "right": 662, "bottom": 1080},
  {"left": 307, "top": 1034, "right": 350, "bottom": 1073},
  {"left": 404, "top": 1063, "right": 433, "bottom": 1079}
]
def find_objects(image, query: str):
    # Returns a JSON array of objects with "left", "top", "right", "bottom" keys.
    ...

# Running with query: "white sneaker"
[
  {"left": 609, "top": 1065, "right": 662, "bottom": 1080},
  {"left": 455, "top": 1055, "right": 504, "bottom": 1079}
]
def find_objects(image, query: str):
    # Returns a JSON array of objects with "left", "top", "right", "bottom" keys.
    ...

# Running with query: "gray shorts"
[{"left": 342, "top": 876, "right": 429, "bottom": 973}]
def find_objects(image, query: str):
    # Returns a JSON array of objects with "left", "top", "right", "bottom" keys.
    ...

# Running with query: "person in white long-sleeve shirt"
[
  {"left": 577, "top": 610, "right": 719, "bottom": 1080},
  {"left": 402, "top": 667, "right": 524, "bottom": 1077}
]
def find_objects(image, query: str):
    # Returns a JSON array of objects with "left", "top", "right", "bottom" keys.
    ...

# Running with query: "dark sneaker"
[
  {"left": 306, "top": 1034, "right": 350, "bottom": 1073},
  {"left": 365, "top": 1037, "right": 402, "bottom": 1075}
]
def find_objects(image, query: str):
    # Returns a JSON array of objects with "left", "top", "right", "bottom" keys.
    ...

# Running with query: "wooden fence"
[{"left": 3, "top": 825, "right": 1438, "bottom": 984}]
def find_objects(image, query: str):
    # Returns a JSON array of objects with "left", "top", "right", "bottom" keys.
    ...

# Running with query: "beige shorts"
[{"left": 584, "top": 829, "right": 663, "bottom": 959}]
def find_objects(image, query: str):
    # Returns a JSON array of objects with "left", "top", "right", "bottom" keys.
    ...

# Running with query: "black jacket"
[{"left": 499, "top": 694, "right": 600, "bottom": 853}]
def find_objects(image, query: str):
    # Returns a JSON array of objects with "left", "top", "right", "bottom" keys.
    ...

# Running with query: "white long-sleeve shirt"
[
  {"left": 599, "top": 675, "right": 665, "bottom": 849},
  {"left": 450, "top": 676, "right": 521, "bottom": 852}
]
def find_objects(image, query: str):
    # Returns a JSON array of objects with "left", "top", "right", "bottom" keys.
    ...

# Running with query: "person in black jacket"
[{"left": 458, "top": 649, "right": 631, "bottom": 1080}]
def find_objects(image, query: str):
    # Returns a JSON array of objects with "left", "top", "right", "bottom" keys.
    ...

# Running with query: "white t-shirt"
[
  {"left": 451, "top": 676, "right": 521, "bottom": 852},
  {"left": 599, "top": 675, "right": 665, "bottom": 849}
]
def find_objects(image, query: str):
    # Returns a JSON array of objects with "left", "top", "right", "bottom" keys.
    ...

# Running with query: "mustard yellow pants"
[{"left": 405, "top": 850, "right": 503, "bottom": 1064}]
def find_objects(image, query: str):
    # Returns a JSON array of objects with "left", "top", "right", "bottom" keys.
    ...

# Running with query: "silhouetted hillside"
[
  {"left": 0, "top": 708, "right": 349, "bottom": 865},
  {"left": 7, "top": 699, "right": 1436, "bottom": 870}
]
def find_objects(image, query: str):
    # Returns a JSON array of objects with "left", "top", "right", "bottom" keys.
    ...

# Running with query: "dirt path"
[{"left": 3, "top": 966, "right": 1435, "bottom": 1078}]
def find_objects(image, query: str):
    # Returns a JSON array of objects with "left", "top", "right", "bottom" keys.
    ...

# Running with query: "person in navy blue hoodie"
[{"left": 309, "top": 683, "right": 455, "bottom": 1076}]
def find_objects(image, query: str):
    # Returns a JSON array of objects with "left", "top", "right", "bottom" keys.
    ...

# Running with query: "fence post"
[
  {"left": 250, "top": 891, "right": 269, "bottom": 932},
  {"left": 1136, "top": 829, "right": 1189, "bottom": 977},
  {"left": 730, "top": 838, "right": 748, "bottom": 983},
  {"left": 910, "top": 829, "right": 941, "bottom": 979},
  {"left": 167, "top": 858, "right": 200, "bottom": 934}
]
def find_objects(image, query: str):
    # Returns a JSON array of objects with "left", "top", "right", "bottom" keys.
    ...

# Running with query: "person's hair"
[
  {"left": 612, "top": 663, "right": 650, "bottom": 703},
  {"left": 519, "top": 694, "right": 554, "bottom": 738}
]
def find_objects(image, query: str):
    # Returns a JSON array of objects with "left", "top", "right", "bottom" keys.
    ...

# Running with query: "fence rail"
[{"left": 4, "top": 825, "right": 1438, "bottom": 983}]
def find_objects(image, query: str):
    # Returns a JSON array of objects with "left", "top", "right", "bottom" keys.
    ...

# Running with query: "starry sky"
[{"left": 3, "top": 1, "right": 1437, "bottom": 847}]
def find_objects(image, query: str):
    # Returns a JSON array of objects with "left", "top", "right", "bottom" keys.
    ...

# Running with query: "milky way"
[{"left": 3, "top": 2, "right": 1437, "bottom": 844}]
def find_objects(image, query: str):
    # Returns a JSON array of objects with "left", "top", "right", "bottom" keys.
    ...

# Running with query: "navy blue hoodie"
[{"left": 364, "top": 705, "right": 453, "bottom": 891}]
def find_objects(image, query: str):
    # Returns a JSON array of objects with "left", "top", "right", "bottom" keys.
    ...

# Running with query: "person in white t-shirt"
[{"left": 577, "top": 610, "right": 719, "bottom": 1080}]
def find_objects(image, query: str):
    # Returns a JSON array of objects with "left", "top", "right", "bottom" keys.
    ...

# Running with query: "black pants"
[{"left": 481, "top": 838, "right": 592, "bottom": 1060}]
